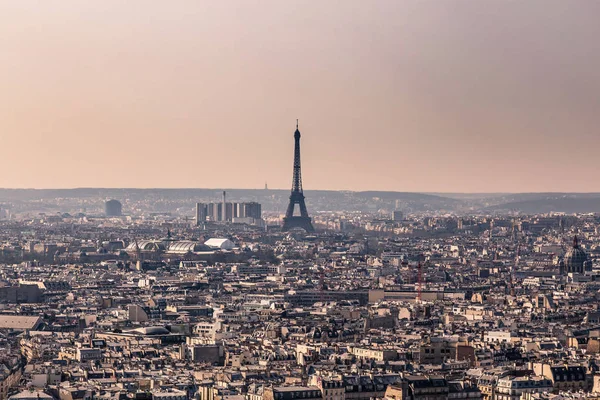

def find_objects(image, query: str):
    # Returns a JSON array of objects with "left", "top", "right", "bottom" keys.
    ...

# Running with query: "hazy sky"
[{"left": 1, "top": 1, "right": 599, "bottom": 192}]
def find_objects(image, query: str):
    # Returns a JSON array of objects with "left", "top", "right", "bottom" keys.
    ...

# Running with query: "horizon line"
[{"left": 1, "top": 187, "right": 600, "bottom": 195}]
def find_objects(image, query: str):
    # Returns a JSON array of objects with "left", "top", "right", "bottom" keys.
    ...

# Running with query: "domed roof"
[
  {"left": 167, "top": 240, "right": 208, "bottom": 253},
  {"left": 130, "top": 326, "right": 170, "bottom": 336},
  {"left": 125, "top": 240, "right": 166, "bottom": 252},
  {"left": 564, "top": 236, "right": 587, "bottom": 269}
]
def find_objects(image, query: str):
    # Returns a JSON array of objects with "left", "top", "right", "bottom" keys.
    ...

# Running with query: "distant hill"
[
  {"left": 2, "top": 188, "right": 600, "bottom": 215},
  {"left": 483, "top": 194, "right": 600, "bottom": 214},
  {"left": 0, "top": 188, "right": 460, "bottom": 214}
]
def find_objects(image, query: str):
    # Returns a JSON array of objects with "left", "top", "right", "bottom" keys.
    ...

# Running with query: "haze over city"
[
  {"left": 6, "top": 3, "right": 600, "bottom": 400},
  {"left": 2, "top": 0, "right": 600, "bottom": 192}
]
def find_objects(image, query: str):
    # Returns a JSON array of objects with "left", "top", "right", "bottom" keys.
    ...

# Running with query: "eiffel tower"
[{"left": 282, "top": 120, "right": 315, "bottom": 232}]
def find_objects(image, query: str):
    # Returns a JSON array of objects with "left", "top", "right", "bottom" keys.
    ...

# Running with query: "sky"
[{"left": 1, "top": 0, "right": 599, "bottom": 192}]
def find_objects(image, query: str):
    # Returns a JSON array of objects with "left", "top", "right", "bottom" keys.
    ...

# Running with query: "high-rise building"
[
  {"left": 392, "top": 210, "right": 403, "bottom": 222},
  {"left": 105, "top": 199, "right": 122, "bottom": 217},
  {"left": 224, "top": 202, "right": 233, "bottom": 222},
  {"left": 196, "top": 201, "right": 262, "bottom": 224},
  {"left": 233, "top": 203, "right": 242, "bottom": 219},
  {"left": 195, "top": 203, "right": 207, "bottom": 225},
  {"left": 206, "top": 203, "right": 220, "bottom": 222},
  {"left": 243, "top": 202, "right": 262, "bottom": 219}
]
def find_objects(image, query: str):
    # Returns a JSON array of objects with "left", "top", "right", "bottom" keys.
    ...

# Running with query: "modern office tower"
[
  {"left": 105, "top": 199, "right": 122, "bottom": 217},
  {"left": 392, "top": 210, "right": 403, "bottom": 222},
  {"left": 282, "top": 120, "right": 314, "bottom": 232},
  {"left": 195, "top": 203, "right": 207, "bottom": 225}
]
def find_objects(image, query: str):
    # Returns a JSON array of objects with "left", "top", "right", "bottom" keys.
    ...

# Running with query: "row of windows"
[
  {"left": 423, "top": 348, "right": 452, "bottom": 354},
  {"left": 414, "top": 396, "right": 446, "bottom": 400},
  {"left": 274, "top": 392, "right": 320, "bottom": 399},
  {"left": 554, "top": 374, "right": 584, "bottom": 381},
  {"left": 415, "top": 388, "right": 447, "bottom": 394}
]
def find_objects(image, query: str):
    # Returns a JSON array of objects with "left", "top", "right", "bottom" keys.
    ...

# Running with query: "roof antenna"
[{"left": 296, "top": 119, "right": 299, "bottom": 130}]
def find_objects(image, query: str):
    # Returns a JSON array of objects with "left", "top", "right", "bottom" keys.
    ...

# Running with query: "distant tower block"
[
  {"left": 195, "top": 203, "right": 207, "bottom": 226},
  {"left": 282, "top": 120, "right": 314, "bottom": 232},
  {"left": 392, "top": 210, "right": 403, "bottom": 222},
  {"left": 105, "top": 199, "right": 122, "bottom": 217}
]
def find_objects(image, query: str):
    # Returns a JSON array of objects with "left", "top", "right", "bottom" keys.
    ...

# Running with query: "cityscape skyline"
[
  {"left": 3, "top": 2, "right": 600, "bottom": 399},
  {"left": 2, "top": 1, "right": 600, "bottom": 192}
]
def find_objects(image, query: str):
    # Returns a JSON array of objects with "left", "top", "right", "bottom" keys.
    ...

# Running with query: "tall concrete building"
[
  {"left": 392, "top": 210, "right": 403, "bottom": 222},
  {"left": 195, "top": 201, "right": 262, "bottom": 223},
  {"left": 195, "top": 203, "right": 207, "bottom": 226},
  {"left": 224, "top": 202, "right": 233, "bottom": 222},
  {"left": 242, "top": 202, "right": 262, "bottom": 219},
  {"left": 105, "top": 199, "right": 122, "bottom": 217},
  {"left": 560, "top": 236, "right": 588, "bottom": 274},
  {"left": 206, "top": 203, "right": 221, "bottom": 222},
  {"left": 234, "top": 202, "right": 262, "bottom": 220}
]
